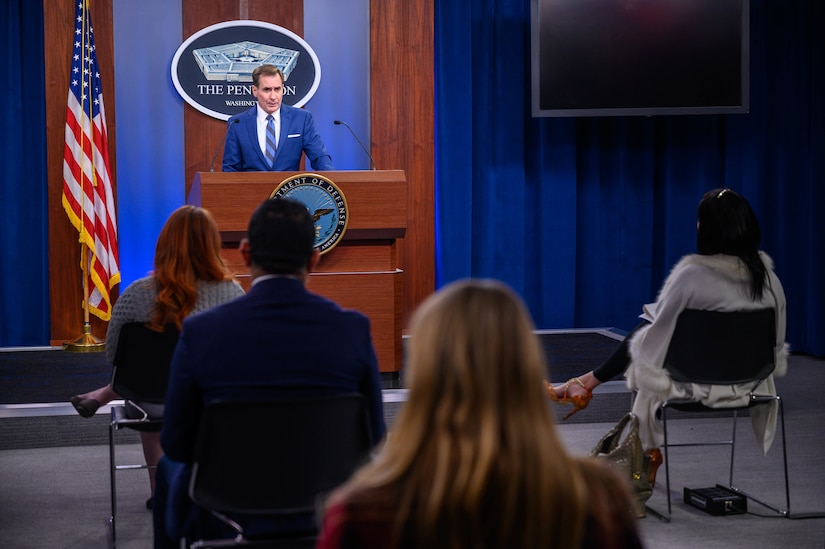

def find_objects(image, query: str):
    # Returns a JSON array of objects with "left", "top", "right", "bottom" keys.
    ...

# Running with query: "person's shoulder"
[
  {"left": 282, "top": 103, "right": 309, "bottom": 120},
  {"left": 656, "top": 254, "right": 727, "bottom": 301},
  {"left": 123, "top": 274, "right": 154, "bottom": 288},
  {"left": 205, "top": 278, "right": 245, "bottom": 293},
  {"left": 186, "top": 287, "right": 248, "bottom": 325},
  {"left": 110, "top": 276, "right": 156, "bottom": 321},
  {"left": 308, "top": 290, "right": 370, "bottom": 322},
  {"left": 229, "top": 279, "right": 246, "bottom": 295},
  {"left": 677, "top": 253, "right": 757, "bottom": 285},
  {"left": 119, "top": 276, "right": 155, "bottom": 299},
  {"left": 197, "top": 278, "right": 246, "bottom": 301},
  {"left": 665, "top": 254, "right": 728, "bottom": 284},
  {"left": 326, "top": 481, "right": 398, "bottom": 519},
  {"left": 297, "top": 291, "right": 372, "bottom": 337},
  {"left": 758, "top": 250, "right": 776, "bottom": 271},
  {"left": 668, "top": 253, "right": 706, "bottom": 273},
  {"left": 228, "top": 106, "right": 256, "bottom": 123}
]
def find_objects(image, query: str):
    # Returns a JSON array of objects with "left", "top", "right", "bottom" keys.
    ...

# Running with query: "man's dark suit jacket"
[
  {"left": 162, "top": 277, "right": 385, "bottom": 462},
  {"left": 222, "top": 104, "right": 335, "bottom": 172},
  {"left": 157, "top": 277, "right": 384, "bottom": 542}
]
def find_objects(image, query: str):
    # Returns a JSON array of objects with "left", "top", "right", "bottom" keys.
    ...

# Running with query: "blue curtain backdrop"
[
  {"left": 435, "top": 0, "right": 824, "bottom": 356},
  {"left": 2, "top": 0, "right": 824, "bottom": 357},
  {"left": 0, "top": 1, "right": 49, "bottom": 347}
]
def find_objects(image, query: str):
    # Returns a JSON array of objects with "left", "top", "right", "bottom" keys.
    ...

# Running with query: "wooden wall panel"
[
  {"left": 372, "top": 0, "right": 436, "bottom": 325},
  {"left": 182, "top": 0, "right": 304, "bottom": 198},
  {"left": 45, "top": 0, "right": 117, "bottom": 344}
]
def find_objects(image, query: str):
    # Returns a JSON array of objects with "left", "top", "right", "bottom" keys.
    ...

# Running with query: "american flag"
[{"left": 62, "top": 0, "right": 120, "bottom": 321}]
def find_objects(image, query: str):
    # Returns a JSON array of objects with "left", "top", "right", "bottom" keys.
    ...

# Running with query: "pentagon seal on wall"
[{"left": 171, "top": 20, "right": 322, "bottom": 121}]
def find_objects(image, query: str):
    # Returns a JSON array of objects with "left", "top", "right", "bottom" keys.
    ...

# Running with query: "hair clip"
[{"left": 717, "top": 188, "right": 731, "bottom": 198}]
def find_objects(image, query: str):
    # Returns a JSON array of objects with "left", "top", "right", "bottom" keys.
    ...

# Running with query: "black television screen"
[{"left": 531, "top": 0, "right": 750, "bottom": 117}]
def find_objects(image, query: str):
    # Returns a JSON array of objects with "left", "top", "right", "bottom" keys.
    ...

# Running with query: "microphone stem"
[{"left": 335, "top": 120, "right": 376, "bottom": 170}]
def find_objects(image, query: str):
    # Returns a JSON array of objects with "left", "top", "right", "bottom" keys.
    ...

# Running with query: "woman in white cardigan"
[{"left": 548, "top": 188, "right": 788, "bottom": 485}]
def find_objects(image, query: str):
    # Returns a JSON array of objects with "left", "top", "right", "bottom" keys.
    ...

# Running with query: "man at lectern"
[{"left": 222, "top": 64, "right": 335, "bottom": 172}]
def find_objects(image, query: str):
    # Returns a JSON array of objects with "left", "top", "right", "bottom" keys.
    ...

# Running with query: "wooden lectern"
[{"left": 187, "top": 170, "right": 407, "bottom": 373}]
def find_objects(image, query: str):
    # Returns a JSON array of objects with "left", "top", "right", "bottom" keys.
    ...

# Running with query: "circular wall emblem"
[
  {"left": 270, "top": 173, "right": 348, "bottom": 254},
  {"left": 171, "top": 21, "right": 322, "bottom": 121}
]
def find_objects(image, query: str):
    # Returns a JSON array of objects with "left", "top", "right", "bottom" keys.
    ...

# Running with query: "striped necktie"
[{"left": 265, "top": 114, "right": 277, "bottom": 168}]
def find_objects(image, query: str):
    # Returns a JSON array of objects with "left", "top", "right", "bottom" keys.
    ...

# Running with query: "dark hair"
[
  {"left": 696, "top": 188, "right": 767, "bottom": 300},
  {"left": 247, "top": 198, "right": 315, "bottom": 275},
  {"left": 252, "top": 64, "right": 285, "bottom": 87}
]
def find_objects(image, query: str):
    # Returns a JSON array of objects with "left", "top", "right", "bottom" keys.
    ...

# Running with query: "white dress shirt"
[{"left": 256, "top": 105, "right": 280, "bottom": 155}]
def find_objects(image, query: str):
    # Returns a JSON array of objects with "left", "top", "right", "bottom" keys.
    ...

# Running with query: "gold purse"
[{"left": 590, "top": 412, "right": 652, "bottom": 517}]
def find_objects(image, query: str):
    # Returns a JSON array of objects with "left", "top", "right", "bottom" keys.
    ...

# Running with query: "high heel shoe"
[
  {"left": 646, "top": 448, "right": 663, "bottom": 488},
  {"left": 70, "top": 396, "right": 101, "bottom": 418},
  {"left": 545, "top": 377, "right": 593, "bottom": 420}
]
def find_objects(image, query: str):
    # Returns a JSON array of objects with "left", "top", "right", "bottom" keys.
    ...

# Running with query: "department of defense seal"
[{"left": 270, "top": 173, "right": 348, "bottom": 254}]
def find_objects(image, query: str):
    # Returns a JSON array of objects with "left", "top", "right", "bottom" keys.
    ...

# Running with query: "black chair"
[
  {"left": 650, "top": 308, "right": 789, "bottom": 521},
  {"left": 187, "top": 394, "right": 374, "bottom": 549},
  {"left": 108, "top": 322, "right": 179, "bottom": 546}
]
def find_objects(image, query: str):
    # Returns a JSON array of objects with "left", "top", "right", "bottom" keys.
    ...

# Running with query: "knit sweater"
[{"left": 105, "top": 276, "right": 244, "bottom": 363}]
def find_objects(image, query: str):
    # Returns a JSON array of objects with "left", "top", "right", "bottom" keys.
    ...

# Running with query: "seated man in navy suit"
[
  {"left": 153, "top": 198, "right": 384, "bottom": 548},
  {"left": 222, "top": 63, "right": 335, "bottom": 172}
]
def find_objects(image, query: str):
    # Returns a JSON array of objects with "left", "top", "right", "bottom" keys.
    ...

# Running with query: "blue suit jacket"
[
  {"left": 222, "top": 104, "right": 335, "bottom": 172},
  {"left": 162, "top": 277, "right": 385, "bottom": 463}
]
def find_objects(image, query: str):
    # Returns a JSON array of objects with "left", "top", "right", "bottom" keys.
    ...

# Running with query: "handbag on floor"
[{"left": 590, "top": 412, "right": 652, "bottom": 517}]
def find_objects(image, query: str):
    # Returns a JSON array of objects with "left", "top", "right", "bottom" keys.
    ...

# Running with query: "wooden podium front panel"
[
  {"left": 193, "top": 170, "right": 407, "bottom": 373},
  {"left": 220, "top": 240, "right": 397, "bottom": 274},
  {"left": 310, "top": 271, "right": 403, "bottom": 373},
  {"left": 189, "top": 170, "right": 407, "bottom": 238},
  {"left": 313, "top": 240, "right": 397, "bottom": 273}
]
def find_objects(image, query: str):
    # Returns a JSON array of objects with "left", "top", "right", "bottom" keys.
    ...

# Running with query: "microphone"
[
  {"left": 334, "top": 120, "right": 376, "bottom": 170},
  {"left": 209, "top": 118, "right": 240, "bottom": 172}
]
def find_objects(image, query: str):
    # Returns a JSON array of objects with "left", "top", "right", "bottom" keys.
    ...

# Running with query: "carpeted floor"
[
  {"left": 2, "top": 399, "right": 824, "bottom": 549},
  {"left": 1, "top": 347, "right": 823, "bottom": 547}
]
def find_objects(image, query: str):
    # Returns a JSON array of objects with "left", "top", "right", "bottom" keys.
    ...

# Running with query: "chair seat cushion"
[{"left": 123, "top": 400, "right": 164, "bottom": 432}]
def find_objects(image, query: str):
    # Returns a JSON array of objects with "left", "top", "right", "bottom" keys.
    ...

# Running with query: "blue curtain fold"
[
  {"left": 435, "top": 0, "right": 825, "bottom": 356},
  {"left": 0, "top": 1, "right": 49, "bottom": 346}
]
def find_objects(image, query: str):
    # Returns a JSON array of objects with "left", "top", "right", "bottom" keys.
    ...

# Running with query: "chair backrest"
[
  {"left": 189, "top": 394, "right": 374, "bottom": 516},
  {"left": 110, "top": 322, "right": 180, "bottom": 403},
  {"left": 663, "top": 308, "right": 776, "bottom": 385}
]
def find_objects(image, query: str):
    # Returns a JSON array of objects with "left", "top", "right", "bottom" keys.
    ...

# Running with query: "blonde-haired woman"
[
  {"left": 317, "top": 279, "right": 642, "bottom": 549},
  {"left": 70, "top": 205, "right": 244, "bottom": 506}
]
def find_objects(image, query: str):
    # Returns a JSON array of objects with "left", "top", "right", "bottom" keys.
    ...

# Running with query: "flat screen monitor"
[{"left": 530, "top": 0, "right": 750, "bottom": 117}]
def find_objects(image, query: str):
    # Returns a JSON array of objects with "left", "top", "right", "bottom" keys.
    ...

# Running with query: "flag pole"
[
  {"left": 65, "top": 242, "right": 105, "bottom": 352},
  {"left": 64, "top": 0, "right": 105, "bottom": 353}
]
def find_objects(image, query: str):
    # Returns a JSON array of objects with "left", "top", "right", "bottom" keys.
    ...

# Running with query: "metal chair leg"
[
  {"left": 663, "top": 405, "right": 672, "bottom": 521},
  {"left": 727, "top": 397, "right": 790, "bottom": 516},
  {"left": 109, "top": 420, "right": 118, "bottom": 548},
  {"left": 728, "top": 409, "right": 738, "bottom": 487},
  {"left": 779, "top": 398, "right": 791, "bottom": 513},
  {"left": 643, "top": 403, "right": 673, "bottom": 523}
]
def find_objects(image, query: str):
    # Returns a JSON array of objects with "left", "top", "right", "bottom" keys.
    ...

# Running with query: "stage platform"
[{"left": 0, "top": 329, "right": 632, "bottom": 449}]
